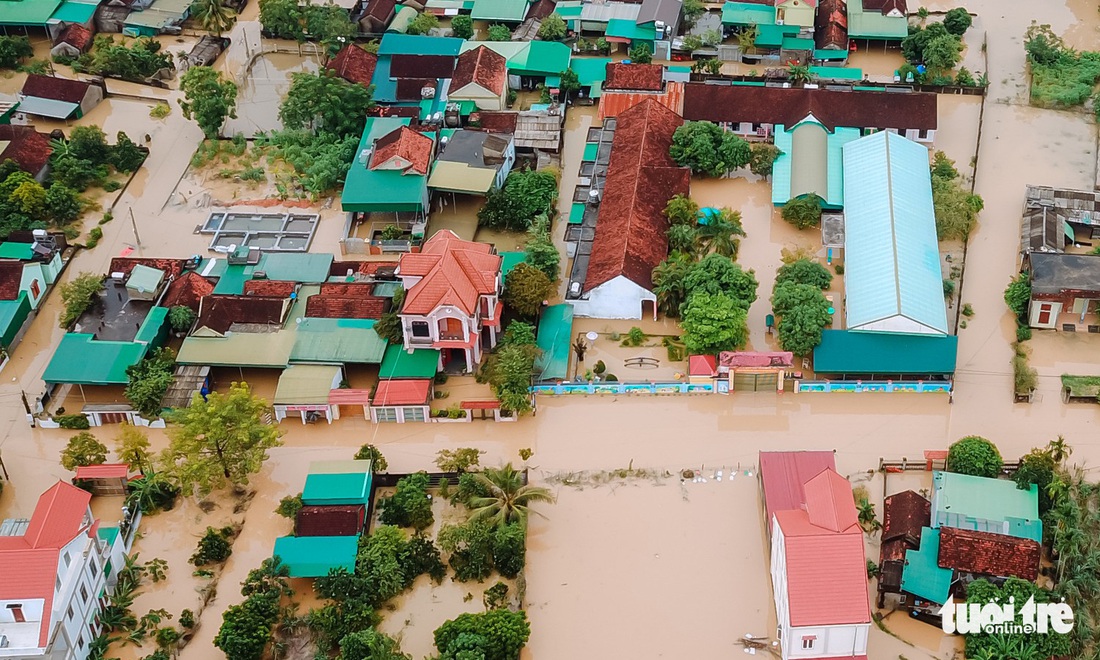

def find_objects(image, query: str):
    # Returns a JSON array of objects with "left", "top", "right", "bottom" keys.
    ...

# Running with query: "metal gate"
[{"left": 732, "top": 372, "right": 778, "bottom": 392}]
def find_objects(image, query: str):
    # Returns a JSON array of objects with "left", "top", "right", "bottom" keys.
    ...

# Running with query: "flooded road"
[{"left": 223, "top": 52, "right": 320, "bottom": 137}]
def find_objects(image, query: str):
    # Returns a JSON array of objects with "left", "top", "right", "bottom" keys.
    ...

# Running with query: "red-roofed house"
[
  {"left": 0, "top": 125, "right": 53, "bottom": 181},
  {"left": 397, "top": 230, "right": 503, "bottom": 372},
  {"left": 369, "top": 378, "right": 432, "bottom": 423},
  {"left": 570, "top": 98, "right": 689, "bottom": 320},
  {"left": 326, "top": 44, "right": 378, "bottom": 89},
  {"left": 371, "top": 126, "right": 433, "bottom": 176},
  {"left": 449, "top": 46, "right": 508, "bottom": 111},
  {"left": 0, "top": 481, "right": 129, "bottom": 660},
  {"left": 759, "top": 451, "right": 837, "bottom": 531},
  {"left": 769, "top": 468, "right": 870, "bottom": 660}
]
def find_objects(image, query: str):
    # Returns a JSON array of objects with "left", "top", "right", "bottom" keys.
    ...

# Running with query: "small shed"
[
  {"left": 186, "top": 35, "right": 229, "bottom": 68},
  {"left": 51, "top": 24, "right": 95, "bottom": 59},
  {"left": 73, "top": 463, "right": 131, "bottom": 495},
  {"left": 302, "top": 471, "right": 372, "bottom": 506},
  {"left": 273, "top": 535, "right": 358, "bottom": 577},
  {"left": 273, "top": 364, "right": 343, "bottom": 424},
  {"left": 296, "top": 504, "right": 366, "bottom": 537},
  {"left": 687, "top": 354, "right": 717, "bottom": 386},
  {"left": 370, "top": 378, "right": 432, "bottom": 423},
  {"left": 124, "top": 264, "right": 166, "bottom": 301},
  {"left": 160, "top": 364, "right": 210, "bottom": 410}
]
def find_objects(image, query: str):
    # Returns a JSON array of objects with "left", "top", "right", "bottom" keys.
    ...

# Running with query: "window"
[
  {"left": 7, "top": 604, "right": 25, "bottom": 623},
  {"left": 411, "top": 321, "right": 430, "bottom": 338},
  {"left": 403, "top": 407, "right": 426, "bottom": 422},
  {"left": 801, "top": 635, "right": 816, "bottom": 650},
  {"left": 375, "top": 407, "right": 398, "bottom": 423},
  {"left": 80, "top": 584, "right": 89, "bottom": 603},
  {"left": 90, "top": 561, "right": 98, "bottom": 578},
  {"left": 56, "top": 576, "right": 62, "bottom": 591},
  {"left": 67, "top": 606, "right": 74, "bottom": 621},
  {"left": 29, "top": 279, "right": 40, "bottom": 299},
  {"left": 63, "top": 552, "right": 71, "bottom": 568}
]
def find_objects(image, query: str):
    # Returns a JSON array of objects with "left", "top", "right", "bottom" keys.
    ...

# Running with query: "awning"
[
  {"left": 48, "top": 0, "right": 99, "bottom": 23},
  {"left": 274, "top": 365, "right": 341, "bottom": 404},
  {"left": 328, "top": 388, "right": 372, "bottom": 406},
  {"left": 1064, "top": 220, "right": 1076, "bottom": 243},
  {"left": 535, "top": 303, "right": 573, "bottom": 381},
  {"left": 16, "top": 97, "right": 80, "bottom": 119},
  {"left": 74, "top": 464, "right": 129, "bottom": 480},
  {"left": 273, "top": 536, "right": 357, "bottom": 578},
  {"left": 813, "top": 330, "right": 958, "bottom": 376}
]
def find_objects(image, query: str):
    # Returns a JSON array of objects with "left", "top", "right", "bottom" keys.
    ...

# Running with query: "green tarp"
[
  {"left": 568, "top": 202, "right": 585, "bottom": 224},
  {"left": 812, "top": 330, "right": 958, "bottom": 376},
  {"left": 810, "top": 66, "right": 863, "bottom": 80},
  {"left": 582, "top": 143, "right": 598, "bottom": 161},
  {"left": 535, "top": 303, "right": 573, "bottom": 381},
  {"left": 378, "top": 345, "right": 439, "bottom": 379},
  {"left": 273, "top": 536, "right": 358, "bottom": 578}
]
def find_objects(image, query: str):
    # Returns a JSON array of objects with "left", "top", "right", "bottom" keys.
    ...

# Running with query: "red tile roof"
[
  {"left": 243, "top": 280, "right": 298, "bottom": 297},
  {"left": 815, "top": 0, "right": 848, "bottom": 50},
  {"left": 390, "top": 54, "right": 457, "bottom": 79},
  {"left": 681, "top": 83, "right": 938, "bottom": 131},
  {"left": 0, "top": 261, "right": 23, "bottom": 300},
  {"left": 803, "top": 468, "right": 859, "bottom": 532},
  {"left": 759, "top": 451, "right": 837, "bottom": 528},
  {"left": 461, "top": 399, "right": 500, "bottom": 409},
  {"left": 21, "top": 482, "right": 91, "bottom": 549},
  {"left": 57, "top": 24, "right": 94, "bottom": 51},
  {"left": 937, "top": 527, "right": 1041, "bottom": 581},
  {"left": 305, "top": 295, "right": 387, "bottom": 319},
  {"left": 327, "top": 44, "right": 378, "bottom": 88},
  {"left": 604, "top": 63, "right": 664, "bottom": 91},
  {"left": 687, "top": 354, "right": 716, "bottom": 376},
  {"left": 196, "top": 295, "right": 287, "bottom": 334},
  {"left": 452, "top": 46, "right": 507, "bottom": 96},
  {"left": 161, "top": 271, "right": 215, "bottom": 311},
  {"left": 319, "top": 282, "right": 380, "bottom": 296},
  {"left": 372, "top": 378, "right": 432, "bottom": 405},
  {"left": 398, "top": 230, "right": 501, "bottom": 315},
  {"left": 882, "top": 490, "right": 930, "bottom": 545},
  {"left": 109, "top": 257, "right": 187, "bottom": 279},
  {"left": 364, "top": 0, "right": 397, "bottom": 22},
  {"left": 526, "top": 0, "right": 557, "bottom": 19},
  {"left": 296, "top": 504, "right": 366, "bottom": 537},
  {"left": 584, "top": 99, "right": 689, "bottom": 293},
  {"left": 472, "top": 111, "right": 519, "bottom": 133},
  {"left": 328, "top": 388, "right": 372, "bottom": 405},
  {"left": 0, "top": 124, "right": 53, "bottom": 175},
  {"left": 370, "top": 126, "right": 434, "bottom": 176},
  {"left": 718, "top": 351, "right": 794, "bottom": 369},
  {"left": 22, "top": 73, "right": 93, "bottom": 103},
  {"left": 74, "top": 463, "right": 129, "bottom": 480},
  {"left": 360, "top": 261, "right": 399, "bottom": 276},
  {"left": 395, "top": 77, "right": 438, "bottom": 102},
  {"left": 597, "top": 81, "right": 684, "bottom": 121}
]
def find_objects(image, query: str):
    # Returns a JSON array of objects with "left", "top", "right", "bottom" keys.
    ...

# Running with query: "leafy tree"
[
  {"left": 628, "top": 43, "right": 652, "bottom": 64},
  {"left": 10, "top": 179, "right": 46, "bottom": 217},
  {"left": 126, "top": 472, "right": 179, "bottom": 514},
  {"left": 523, "top": 215, "right": 559, "bottom": 280},
  {"left": 1004, "top": 272, "right": 1031, "bottom": 319},
  {"left": 931, "top": 149, "right": 959, "bottom": 180},
  {"left": 450, "top": 14, "right": 474, "bottom": 39},
  {"left": 191, "top": 526, "right": 234, "bottom": 565},
  {"left": 259, "top": 0, "right": 303, "bottom": 39},
  {"left": 963, "top": 578, "right": 1070, "bottom": 660},
  {"left": 781, "top": 194, "right": 823, "bottom": 229},
  {"left": 192, "top": 0, "right": 236, "bottom": 35},
  {"left": 669, "top": 122, "right": 751, "bottom": 177},
  {"left": 682, "top": 0, "right": 704, "bottom": 22},
  {"left": 901, "top": 21, "right": 950, "bottom": 65},
  {"left": 749, "top": 142, "right": 781, "bottom": 177},
  {"left": 434, "top": 609, "right": 531, "bottom": 660},
  {"left": 354, "top": 444, "right": 388, "bottom": 471},
  {"left": 0, "top": 36, "right": 34, "bottom": 69},
  {"left": 380, "top": 472, "right": 434, "bottom": 530},
  {"left": 109, "top": 132, "right": 146, "bottom": 172},
  {"left": 279, "top": 69, "right": 374, "bottom": 139},
  {"left": 537, "top": 13, "right": 567, "bottom": 40},
  {"left": 439, "top": 519, "right": 495, "bottom": 582},
  {"left": 1014, "top": 448, "right": 1056, "bottom": 513},
  {"left": 954, "top": 66, "right": 976, "bottom": 86},
  {"left": 468, "top": 463, "right": 554, "bottom": 527},
  {"left": 924, "top": 33, "right": 963, "bottom": 72},
  {"left": 408, "top": 12, "right": 440, "bottom": 35},
  {"left": 680, "top": 292, "right": 749, "bottom": 354},
  {"left": 44, "top": 184, "right": 82, "bottom": 225},
  {"left": 932, "top": 161, "right": 983, "bottom": 240},
  {"left": 943, "top": 7, "right": 972, "bottom": 36},
  {"left": 502, "top": 320, "right": 536, "bottom": 347},
  {"left": 947, "top": 435, "right": 1003, "bottom": 478},
  {"left": 682, "top": 253, "right": 758, "bottom": 309},
  {"left": 61, "top": 431, "right": 108, "bottom": 470},
  {"left": 665, "top": 194, "right": 699, "bottom": 226},
  {"left": 275, "top": 493, "right": 303, "bottom": 519},
  {"left": 50, "top": 155, "right": 108, "bottom": 191},
  {"left": 340, "top": 629, "right": 410, "bottom": 660},
  {"left": 78, "top": 36, "right": 172, "bottom": 82},
  {"left": 771, "top": 281, "right": 831, "bottom": 355},
  {"left": 775, "top": 259, "right": 832, "bottom": 290},
  {"left": 115, "top": 423, "right": 151, "bottom": 473},
  {"left": 492, "top": 522, "right": 525, "bottom": 578},
  {"left": 484, "top": 342, "right": 538, "bottom": 415},
  {"left": 787, "top": 63, "right": 812, "bottom": 84},
  {"left": 487, "top": 24, "right": 511, "bottom": 40},
  {"left": 305, "top": 5, "right": 357, "bottom": 61},
  {"left": 213, "top": 587, "right": 279, "bottom": 660},
  {"left": 125, "top": 347, "right": 176, "bottom": 419},
  {"left": 652, "top": 252, "right": 694, "bottom": 317},
  {"left": 502, "top": 262, "right": 552, "bottom": 317},
  {"left": 695, "top": 207, "right": 745, "bottom": 258},
  {"left": 168, "top": 305, "right": 197, "bottom": 333},
  {"left": 180, "top": 67, "right": 238, "bottom": 139},
  {"left": 478, "top": 169, "right": 558, "bottom": 231},
  {"left": 162, "top": 382, "right": 284, "bottom": 494},
  {"left": 667, "top": 223, "right": 697, "bottom": 254},
  {"left": 58, "top": 272, "right": 103, "bottom": 327},
  {"left": 557, "top": 67, "right": 580, "bottom": 102}
]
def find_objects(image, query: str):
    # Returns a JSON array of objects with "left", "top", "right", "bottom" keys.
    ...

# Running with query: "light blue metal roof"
[{"left": 841, "top": 131, "right": 948, "bottom": 335}]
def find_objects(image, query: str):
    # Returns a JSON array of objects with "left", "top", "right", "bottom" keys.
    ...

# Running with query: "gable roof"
[
  {"left": 474, "top": 111, "right": 519, "bottom": 133},
  {"left": 681, "top": 83, "right": 937, "bottom": 131},
  {"left": 803, "top": 468, "right": 859, "bottom": 533},
  {"left": 109, "top": 257, "right": 187, "bottom": 279},
  {"left": 452, "top": 46, "right": 507, "bottom": 96},
  {"left": 327, "top": 44, "right": 378, "bottom": 88},
  {"left": 57, "top": 23, "right": 94, "bottom": 51},
  {"left": 161, "top": 271, "right": 214, "bottom": 310},
  {"left": 390, "top": 54, "right": 457, "bottom": 79},
  {"left": 305, "top": 294, "right": 387, "bottom": 319},
  {"left": 815, "top": 0, "right": 848, "bottom": 50},
  {"left": 372, "top": 378, "right": 432, "bottom": 405},
  {"left": 882, "top": 490, "right": 930, "bottom": 544},
  {"left": 399, "top": 230, "right": 501, "bottom": 315},
  {"left": 371, "top": 126, "right": 434, "bottom": 175},
  {"left": 584, "top": 98, "right": 689, "bottom": 292},
  {"left": 242, "top": 280, "right": 297, "bottom": 297},
  {"left": 21, "top": 73, "right": 92, "bottom": 103},
  {"left": 1029, "top": 252, "right": 1100, "bottom": 296},
  {"left": 759, "top": 451, "right": 836, "bottom": 528},
  {"left": 937, "top": 526, "right": 1041, "bottom": 581},
  {"left": 931, "top": 471, "right": 1042, "bottom": 542},
  {"left": 22, "top": 482, "right": 91, "bottom": 549},
  {"left": 196, "top": 295, "right": 288, "bottom": 334},
  {"left": 604, "top": 63, "right": 664, "bottom": 91},
  {"left": 0, "top": 261, "right": 23, "bottom": 301},
  {"left": 0, "top": 124, "right": 53, "bottom": 175}
]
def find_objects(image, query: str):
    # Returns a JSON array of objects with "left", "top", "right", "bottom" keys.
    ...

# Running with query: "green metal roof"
[
  {"left": 0, "top": 0, "right": 64, "bottom": 26},
  {"left": 570, "top": 57, "right": 611, "bottom": 86},
  {"left": 377, "top": 33, "right": 463, "bottom": 56},
  {"left": 510, "top": 41, "right": 571, "bottom": 76},
  {"left": 900, "top": 527, "right": 953, "bottom": 605},
  {"left": 843, "top": 132, "right": 948, "bottom": 335},
  {"left": 812, "top": 50, "right": 849, "bottom": 62},
  {"left": 499, "top": 251, "right": 525, "bottom": 279},
  {"left": 48, "top": 0, "right": 98, "bottom": 23},
  {"left": 342, "top": 117, "right": 431, "bottom": 213},
  {"left": 771, "top": 122, "right": 859, "bottom": 207},
  {"left": 812, "top": 330, "right": 958, "bottom": 375},
  {"left": 0, "top": 293, "right": 30, "bottom": 347},
  {"left": 17, "top": 97, "right": 80, "bottom": 119},
  {"left": 274, "top": 364, "right": 341, "bottom": 404},
  {"left": 273, "top": 536, "right": 358, "bottom": 578},
  {"left": 606, "top": 18, "right": 656, "bottom": 42},
  {"left": 811, "top": 65, "right": 862, "bottom": 80},
  {"left": 471, "top": 0, "right": 528, "bottom": 21},
  {"left": 177, "top": 331, "right": 296, "bottom": 368},
  {"left": 126, "top": 264, "right": 165, "bottom": 295},
  {"left": 931, "top": 471, "right": 1043, "bottom": 542},
  {"left": 291, "top": 318, "right": 387, "bottom": 364},
  {"left": 568, "top": 202, "right": 585, "bottom": 224},
  {"left": 535, "top": 303, "right": 572, "bottom": 381},
  {"left": 256, "top": 253, "right": 333, "bottom": 283},
  {"left": 755, "top": 23, "right": 799, "bottom": 48},
  {"left": 459, "top": 40, "right": 528, "bottom": 60},
  {"left": 302, "top": 471, "right": 372, "bottom": 505},
  {"left": 43, "top": 334, "right": 148, "bottom": 385},
  {"left": 720, "top": 1, "right": 773, "bottom": 26},
  {"left": 846, "top": 0, "right": 907, "bottom": 40},
  {"left": 378, "top": 345, "right": 439, "bottom": 379},
  {"left": 582, "top": 143, "right": 598, "bottom": 161},
  {"left": 98, "top": 526, "right": 120, "bottom": 546},
  {"left": 213, "top": 264, "right": 251, "bottom": 294},
  {"left": 781, "top": 36, "right": 815, "bottom": 51},
  {"left": 134, "top": 306, "right": 168, "bottom": 345}
]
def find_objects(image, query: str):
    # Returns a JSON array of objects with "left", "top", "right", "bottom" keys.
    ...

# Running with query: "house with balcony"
[
  {"left": 0, "top": 481, "right": 128, "bottom": 660},
  {"left": 395, "top": 230, "right": 503, "bottom": 373}
]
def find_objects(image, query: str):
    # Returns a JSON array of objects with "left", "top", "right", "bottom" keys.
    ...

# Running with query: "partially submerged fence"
[
  {"left": 795, "top": 380, "right": 951, "bottom": 394},
  {"left": 531, "top": 381, "right": 715, "bottom": 395}
]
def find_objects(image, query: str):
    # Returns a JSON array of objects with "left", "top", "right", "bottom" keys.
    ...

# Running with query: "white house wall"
[{"left": 570, "top": 276, "right": 654, "bottom": 320}]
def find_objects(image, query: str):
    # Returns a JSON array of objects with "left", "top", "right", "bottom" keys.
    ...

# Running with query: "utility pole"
[{"left": 129, "top": 207, "right": 143, "bottom": 249}]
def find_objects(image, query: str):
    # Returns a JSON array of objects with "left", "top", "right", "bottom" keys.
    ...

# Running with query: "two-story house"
[
  {"left": 0, "top": 482, "right": 119, "bottom": 660},
  {"left": 396, "top": 230, "right": 503, "bottom": 372}
]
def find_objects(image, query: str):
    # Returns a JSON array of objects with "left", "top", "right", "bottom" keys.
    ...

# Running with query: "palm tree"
[
  {"left": 696, "top": 208, "right": 745, "bottom": 258},
  {"left": 191, "top": 0, "right": 236, "bottom": 36},
  {"left": 468, "top": 463, "right": 555, "bottom": 527},
  {"left": 652, "top": 252, "right": 693, "bottom": 318},
  {"left": 787, "top": 63, "right": 813, "bottom": 85},
  {"left": 666, "top": 224, "right": 697, "bottom": 254},
  {"left": 1048, "top": 435, "right": 1073, "bottom": 464},
  {"left": 855, "top": 498, "right": 880, "bottom": 532}
]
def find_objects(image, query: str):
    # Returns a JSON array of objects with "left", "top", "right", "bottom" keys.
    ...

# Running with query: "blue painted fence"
[
  {"left": 795, "top": 380, "right": 951, "bottom": 393},
  {"left": 531, "top": 382, "right": 715, "bottom": 395}
]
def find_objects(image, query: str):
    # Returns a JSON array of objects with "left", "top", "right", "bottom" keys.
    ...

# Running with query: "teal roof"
[
  {"left": 16, "top": 97, "right": 79, "bottom": 119},
  {"left": 97, "top": 526, "right": 120, "bottom": 546},
  {"left": 812, "top": 330, "right": 957, "bottom": 376},
  {"left": 291, "top": 318, "right": 387, "bottom": 364},
  {"left": 568, "top": 202, "right": 585, "bottom": 224},
  {"left": 0, "top": 293, "right": 31, "bottom": 347},
  {"left": 606, "top": 18, "right": 656, "bottom": 42},
  {"left": 811, "top": 65, "right": 862, "bottom": 80},
  {"left": 554, "top": 1, "right": 581, "bottom": 17},
  {"left": 931, "top": 471, "right": 1043, "bottom": 542},
  {"left": 582, "top": 142, "right": 598, "bottom": 161},
  {"left": 134, "top": 306, "right": 168, "bottom": 345},
  {"left": 256, "top": 253, "right": 334, "bottom": 283},
  {"left": 781, "top": 36, "right": 815, "bottom": 51},
  {"left": 813, "top": 50, "right": 849, "bottom": 62},
  {"left": 377, "top": 33, "right": 463, "bottom": 56},
  {"left": 303, "top": 471, "right": 372, "bottom": 505},
  {"left": 43, "top": 334, "right": 148, "bottom": 385},
  {"left": 756, "top": 23, "right": 799, "bottom": 48},
  {"left": 273, "top": 536, "right": 358, "bottom": 578},
  {"left": 571, "top": 57, "right": 611, "bottom": 97},
  {"left": 499, "top": 251, "right": 525, "bottom": 278},
  {"left": 213, "top": 264, "right": 251, "bottom": 294},
  {"left": 842, "top": 132, "right": 948, "bottom": 335},
  {"left": 535, "top": 303, "right": 572, "bottom": 381},
  {"left": 772, "top": 122, "right": 859, "bottom": 207},
  {"left": 720, "top": 1, "right": 773, "bottom": 26},
  {"left": 847, "top": 1, "right": 907, "bottom": 40},
  {"left": 342, "top": 117, "right": 430, "bottom": 213},
  {"left": 510, "top": 41, "right": 571, "bottom": 76},
  {"left": 379, "top": 345, "right": 439, "bottom": 379},
  {"left": 471, "top": 0, "right": 527, "bottom": 21},
  {"left": 48, "top": 0, "right": 98, "bottom": 23},
  {"left": 0, "top": 0, "right": 63, "bottom": 26},
  {"left": 900, "top": 527, "right": 953, "bottom": 605}
]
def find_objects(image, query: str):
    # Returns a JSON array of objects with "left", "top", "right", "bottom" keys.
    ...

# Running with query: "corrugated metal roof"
[
  {"left": 535, "top": 303, "right": 572, "bottom": 381},
  {"left": 900, "top": 527, "right": 952, "bottom": 604},
  {"left": 74, "top": 464, "right": 129, "bottom": 480},
  {"left": 842, "top": 132, "right": 948, "bottom": 335},
  {"left": 721, "top": 1, "right": 774, "bottom": 25},
  {"left": 372, "top": 378, "right": 432, "bottom": 405},
  {"left": 0, "top": 0, "right": 64, "bottom": 26},
  {"left": 378, "top": 345, "right": 439, "bottom": 379},
  {"left": 931, "top": 471, "right": 1042, "bottom": 542},
  {"left": 428, "top": 160, "right": 498, "bottom": 194},
  {"left": 48, "top": 0, "right": 98, "bottom": 23},
  {"left": 470, "top": 0, "right": 528, "bottom": 21},
  {"left": 378, "top": 33, "right": 464, "bottom": 56},
  {"left": 43, "top": 334, "right": 148, "bottom": 385},
  {"left": 772, "top": 122, "right": 859, "bottom": 206},
  {"left": 274, "top": 364, "right": 342, "bottom": 404},
  {"left": 759, "top": 451, "right": 836, "bottom": 529},
  {"left": 296, "top": 505, "right": 365, "bottom": 537},
  {"left": 273, "top": 535, "right": 358, "bottom": 577},
  {"left": 812, "top": 330, "right": 957, "bottom": 375},
  {"left": 256, "top": 253, "right": 334, "bottom": 283},
  {"left": 176, "top": 331, "right": 296, "bottom": 368},
  {"left": 16, "top": 96, "right": 80, "bottom": 119},
  {"left": 290, "top": 318, "right": 387, "bottom": 364},
  {"left": 126, "top": 264, "right": 165, "bottom": 294},
  {"left": 302, "top": 471, "right": 372, "bottom": 505},
  {"left": 846, "top": 0, "right": 906, "bottom": 39}
]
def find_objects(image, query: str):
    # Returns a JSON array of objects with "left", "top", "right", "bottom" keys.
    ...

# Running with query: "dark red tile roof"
[
  {"left": 196, "top": 295, "right": 287, "bottom": 334},
  {"left": 369, "top": 105, "right": 422, "bottom": 119},
  {"left": 452, "top": 46, "right": 507, "bottom": 96},
  {"left": 22, "top": 73, "right": 93, "bottom": 103},
  {"left": 389, "top": 54, "right": 456, "bottom": 79},
  {"left": 329, "top": 261, "right": 399, "bottom": 278},
  {"left": 681, "top": 83, "right": 938, "bottom": 131},
  {"left": 109, "top": 257, "right": 187, "bottom": 279},
  {"left": 0, "top": 261, "right": 23, "bottom": 300},
  {"left": 370, "top": 126, "right": 433, "bottom": 175},
  {"left": 319, "top": 282, "right": 379, "bottom": 296},
  {"left": 862, "top": 0, "right": 905, "bottom": 14},
  {"left": 242, "top": 280, "right": 297, "bottom": 297},
  {"left": 57, "top": 24, "right": 94, "bottom": 51},
  {"left": 361, "top": 261, "right": 398, "bottom": 276},
  {"left": 296, "top": 505, "right": 366, "bottom": 537},
  {"left": 937, "top": 527, "right": 1041, "bottom": 581},
  {"left": 604, "top": 63, "right": 664, "bottom": 91},
  {"left": 306, "top": 296, "right": 387, "bottom": 319},
  {"left": 364, "top": 0, "right": 397, "bottom": 21},
  {"left": 584, "top": 98, "right": 689, "bottom": 292},
  {"left": 395, "top": 77, "right": 437, "bottom": 101},
  {"left": 882, "top": 490, "right": 930, "bottom": 545},
  {"left": 880, "top": 537, "right": 909, "bottom": 564},
  {"left": 326, "top": 44, "right": 378, "bottom": 88},
  {"left": 0, "top": 125, "right": 52, "bottom": 176},
  {"left": 472, "top": 111, "right": 519, "bottom": 133},
  {"left": 815, "top": 0, "right": 848, "bottom": 50},
  {"left": 161, "top": 271, "right": 214, "bottom": 311},
  {"left": 526, "top": 0, "right": 557, "bottom": 19}
]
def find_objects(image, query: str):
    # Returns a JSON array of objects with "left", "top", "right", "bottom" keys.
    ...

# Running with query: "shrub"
[
  {"left": 1004, "top": 272, "right": 1030, "bottom": 319},
  {"left": 168, "top": 305, "right": 197, "bottom": 333},
  {"left": 439, "top": 519, "right": 495, "bottom": 582},
  {"left": 487, "top": 24, "right": 510, "bottom": 41},
  {"left": 436, "top": 447, "right": 482, "bottom": 473},
  {"left": 353, "top": 444, "right": 388, "bottom": 471},
  {"left": 775, "top": 259, "right": 832, "bottom": 290},
  {"left": 191, "top": 526, "right": 234, "bottom": 566},
  {"left": 56, "top": 413, "right": 91, "bottom": 429},
  {"left": 179, "top": 609, "right": 196, "bottom": 629},
  {"left": 947, "top": 436, "right": 1003, "bottom": 478},
  {"left": 275, "top": 493, "right": 303, "bottom": 519},
  {"left": 379, "top": 473, "right": 434, "bottom": 530},
  {"left": 492, "top": 522, "right": 526, "bottom": 578},
  {"left": 1016, "top": 324, "right": 1032, "bottom": 342},
  {"left": 781, "top": 194, "right": 823, "bottom": 229},
  {"left": 450, "top": 14, "right": 473, "bottom": 39},
  {"left": 943, "top": 279, "right": 956, "bottom": 298},
  {"left": 407, "top": 12, "right": 439, "bottom": 35},
  {"left": 433, "top": 610, "right": 531, "bottom": 660},
  {"left": 58, "top": 272, "right": 103, "bottom": 328},
  {"left": 150, "top": 103, "right": 171, "bottom": 119},
  {"left": 943, "top": 7, "right": 972, "bottom": 36},
  {"left": 60, "top": 432, "right": 108, "bottom": 470}
]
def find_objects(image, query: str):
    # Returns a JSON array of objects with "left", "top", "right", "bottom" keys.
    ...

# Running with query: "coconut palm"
[
  {"left": 1048, "top": 435, "right": 1073, "bottom": 464},
  {"left": 467, "top": 463, "right": 555, "bottom": 527},
  {"left": 652, "top": 252, "right": 694, "bottom": 318},
  {"left": 696, "top": 208, "right": 745, "bottom": 259},
  {"left": 192, "top": 0, "right": 236, "bottom": 36}
]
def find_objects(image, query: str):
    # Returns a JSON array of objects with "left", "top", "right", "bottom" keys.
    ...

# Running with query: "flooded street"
[{"left": 223, "top": 53, "right": 320, "bottom": 136}]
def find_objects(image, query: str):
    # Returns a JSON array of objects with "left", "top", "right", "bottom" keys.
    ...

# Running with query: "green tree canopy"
[
  {"left": 191, "top": 0, "right": 236, "bottom": 35},
  {"left": 695, "top": 207, "right": 745, "bottom": 258},
  {"left": 932, "top": 159, "right": 983, "bottom": 241},
  {"left": 354, "top": 444, "right": 388, "bottom": 471},
  {"left": 259, "top": 0, "right": 303, "bottom": 39},
  {"left": 502, "top": 262, "right": 552, "bottom": 317},
  {"left": 669, "top": 122, "right": 751, "bottom": 177},
  {"left": 943, "top": 8, "right": 972, "bottom": 36},
  {"left": 781, "top": 194, "right": 823, "bottom": 229},
  {"left": 947, "top": 435, "right": 1003, "bottom": 478},
  {"left": 680, "top": 292, "right": 749, "bottom": 355},
  {"left": 180, "top": 67, "right": 238, "bottom": 139},
  {"left": 125, "top": 346, "right": 176, "bottom": 419},
  {"left": 45, "top": 184, "right": 82, "bottom": 225},
  {"left": 450, "top": 14, "right": 474, "bottom": 39},
  {"left": 523, "top": 214, "right": 560, "bottom": 281},
  {"left": 771, "top": 281, "right": 831, "bottom": 355},
  {"left": 627, "top": 43, "right": 652, "bottom": 63},
  {"left": 652, "top": 252, "right": 694, "bottom": 317},
  {"left": 537, "top": 13, "right": 567, "bottom": 40},
  {"left": 115, "top": 423, "right": 151, "bottom": 473},
  {"left": 434, "top": 610, "right": 531, "bottom": 660},
  {"left": 61, "top": 432, "right": 108, "bottom": 471},
  {"left": 923, "top": 33, "right": 963, "bottom": 72},
  {"left": 78, "top": 36, "right": 172, "bottom": 82},
  {"left": 487, "top": 24, "right": 510, "bottom": 40},
  {"left": 664, "top": 194, "right": 699, "bottom": 226},
  {"left": 0, "top": 36, "right": 34, "bottom": 69},
  {"left": 749, "top": 142, "right": 781, "bottom": 177},
  {"left": 667, "top": 223, "right": 697, "bottom": 254},
  {"left": 963, "top": 578, "right": 1071, "bottom": 660},
  {"left": 168, "top": 305, "right": 198, "bottom": 333},
  {"left": 682, "top": 253, "right": 758, "bottom": 310},
  {"left": 468, "top": 463, "right": 554, "bottom": 527},
  {"left": 340, "top": 629, "right": 410, "bottom": 660},
  {"left": 775, "top": 259, "right": 832, "bottom": 290},
  {"left": 279, "top": 69, "right": 374, "bottom": 139},
  {"left": 379, "top": 472, "right": 434, "bottom": 530},
  {"left": 1014, "top": 448, "right": 1056, "bottom": 513},
  {"left": 58, "top": 272, "right": 103, "bottom": 328},
  {"left": 478, "top": 169, "right": 558, "bottom": 231},
  {"left": 1004, "top": 272, "right": 1031, "bottom": 319}
]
